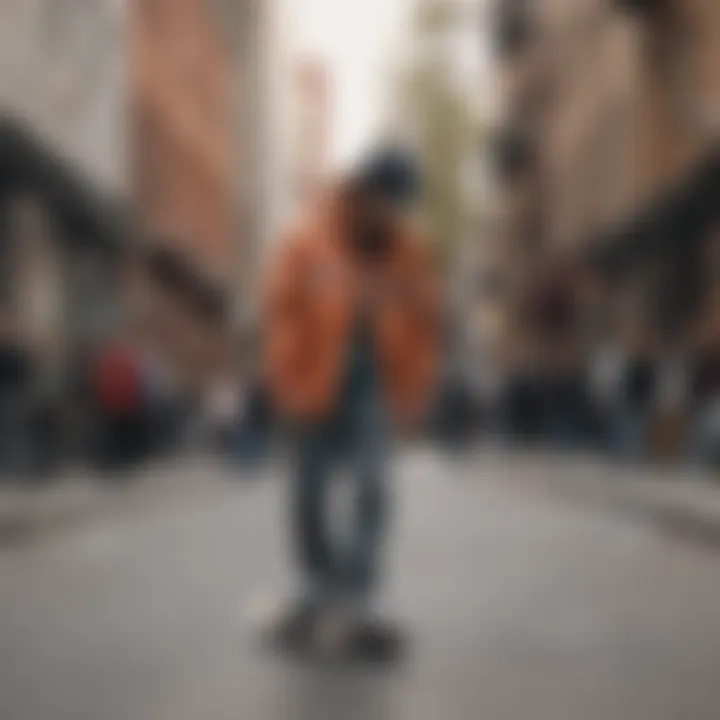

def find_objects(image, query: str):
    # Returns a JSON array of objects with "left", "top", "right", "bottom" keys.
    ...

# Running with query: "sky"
[{"left": 292, "top": 0, "right": 414, "bottom": 169}]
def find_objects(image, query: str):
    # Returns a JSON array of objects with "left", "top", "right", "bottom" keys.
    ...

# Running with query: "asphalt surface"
[{"left": 2, "top": 450, "right": 720, "bottom": 720}]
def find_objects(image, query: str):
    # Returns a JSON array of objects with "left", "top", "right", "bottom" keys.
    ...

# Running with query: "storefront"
[
  {"left": 590, "top": 150, "right": 720, "bottom": 338},
  {"left": 0, "top": 116, "right": 128, "bottom": 354}
]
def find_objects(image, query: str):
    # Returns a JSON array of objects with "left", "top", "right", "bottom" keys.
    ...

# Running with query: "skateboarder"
[{"left": 262, "top": 149, "right": 441, "bottom": 657}]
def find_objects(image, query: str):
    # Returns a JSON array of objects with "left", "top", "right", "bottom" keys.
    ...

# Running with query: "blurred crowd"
[
  {"left": 1, "top": 205, "right": 720, "bottom": 483},
  {"left": 0, "top": 242, "right": 270, "bottom": 482},
  {"left": 2, "top": 245, "right": 720, "bottom": 481},
  {"left": 484, "top": 242, "right": 720, "bottom": 468}
]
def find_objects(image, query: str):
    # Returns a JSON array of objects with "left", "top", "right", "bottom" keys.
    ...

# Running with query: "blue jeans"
[{"left": 292, "top": 387, "right": 388, "bottom": 605}]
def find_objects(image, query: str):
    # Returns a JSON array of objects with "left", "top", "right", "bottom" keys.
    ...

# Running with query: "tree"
[{"left": 391, "top": 0, "right": 473, "bottom": 264}]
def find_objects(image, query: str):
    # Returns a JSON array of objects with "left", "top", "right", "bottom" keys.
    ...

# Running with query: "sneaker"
[
  {"left": 314, "top": 611, "right": 405, "bottom": 663},
  {"left": 257, "top": 599, "right": 319, "bottom": 651},
  {"left": 349, "top": 619, "right": 405, "bottom": 663},
  {"left": 313, "top": 610, "right": 356, "bottom": 656}
]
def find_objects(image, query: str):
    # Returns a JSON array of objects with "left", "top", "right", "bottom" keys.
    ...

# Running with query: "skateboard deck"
[{"left": 261, "top": 614, "right": 406, "bottom": 664}]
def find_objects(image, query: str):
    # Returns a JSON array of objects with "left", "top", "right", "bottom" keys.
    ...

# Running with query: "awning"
[
  {"left": 0, "top": 114, "right": 128, "bottom": 253},
  {"left": 144, "top": 244, "right": 229, "bottom": 324},
  {"left": 588, "top": 149, "right": 720, "bottom": 274},
  {"left": 584, "top": 149, "right": 720, "bottom": 331}
]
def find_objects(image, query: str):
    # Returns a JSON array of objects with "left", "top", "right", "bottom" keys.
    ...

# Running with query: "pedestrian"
[
  {"left": 223, "top": 332, "right": 273, "bottom": 467},
  {"left": 614, "top": 323, "right": 657, "bottom": 461},
  {"left": 92, "top": 331, "right": 145, "bottom": 470},
  {"left": 688, "top": 328, "right": 720, "bottom": 466},
  {"left": 0, "top": 312, "right": 32, "bottom": 477},
  {"left": 136, "top": 329, "right": 179, "bottom": 455},
  {"left": 261, "top": 149, "right": 441, "bottom": 655}
]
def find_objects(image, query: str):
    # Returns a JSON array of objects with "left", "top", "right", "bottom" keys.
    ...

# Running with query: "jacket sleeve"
[
  {"left": 262, "top": 233, "right": 327, "bottom": 418},
  {"left": 410, "top": 242, "right": 442, "bottom": 340},
  {"left": 410, "top": 243, "right": 443, "bottom": 412},
  {"left": 263, "top": 236, "right": 304, "bottom": 409},
  {"left": 388, "top": 239, "right": 444, "bottom": 426}
]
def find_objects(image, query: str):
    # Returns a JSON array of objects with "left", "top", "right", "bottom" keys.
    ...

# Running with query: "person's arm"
[
  {"left": 394, "top": 240, "right": 443, "bottom": 428},
  {"left": 263, "top": 239, "right": 301, "bottom": 387},
  {"left": 412, "top": 242, "right": 442, "bottom": 339},
  {"left": 263, "top": 235, "right": 321, "bottom": 418}
]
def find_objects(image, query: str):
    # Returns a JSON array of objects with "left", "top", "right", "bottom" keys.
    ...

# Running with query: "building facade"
[
  {"left": 128, "top": 0, "right": 233, "bottom": 279},
  {"left": 483, "top": 0, "right": 636, "bottom": 352},
  {"left": 0, "top": 0, "right": 126, "bottom": 193},
  {"left": 606, "top": 0, "right": 720, "bottom": 336},
  {"left": 0, "top": 0, "right": 127, "bottom": 357},
  {"left": 483, "top": 0, "right": 720, "bottom": 359}
]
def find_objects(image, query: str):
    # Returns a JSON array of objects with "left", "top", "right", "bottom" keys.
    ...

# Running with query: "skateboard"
[
  {"left": 321, "top": 618, "right": 406, "bottom": 664},
  {"left": 260, "top": 611, "right": 407, "bottom": 664}
]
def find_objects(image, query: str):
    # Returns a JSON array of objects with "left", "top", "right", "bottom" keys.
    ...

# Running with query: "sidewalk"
[
  {"left": 0, "top": 476, "right": 100, "bottom": 543},
  {"left": 0, "top": 453, "right": 243, "bottom": 545},
  {"left": 4, "top": 446, "right": 720, "bottom": 550},
  {"left": 613, "top": 463, "right": 720, "bottom": 546},
  {"left": 502, "top": 448, "right": 720, "bottom": 548}
]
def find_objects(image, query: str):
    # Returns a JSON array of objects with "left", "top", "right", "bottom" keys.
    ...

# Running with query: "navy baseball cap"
[{"left": 356, "top": 148, "right": 421, "bottom": 206}]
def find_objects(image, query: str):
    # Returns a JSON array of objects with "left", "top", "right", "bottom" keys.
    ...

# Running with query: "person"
[
  {"left": 527, "top": 259, "right": 591, "bottom": 448},
  {"left": 0, "top": 312, "right": 32, "bottom": 476},
  {"left": 594, "top": 318, "right": 657, "bottom": 461},
  {"left": 204, "top": 371, "right": 242, "bottom": 451},
  {"left": 688, "top": 327, "right": 720, "bottom": 466},
  {"left": 615, "top": 326, "right": 657, "bottom": 460},
  {"left": 231, "top": 369, "right": 272, "bottom": 466},
  {"left": 224, "top": 333, "right": 273, "bottom": 467},
  {"left": 27, "top": 337, "right": 67, "bottom": 479},
  {"left": 588, "top": 333, "right": 625, "bottom": 449},
  {"left": 262, "top": 149, "right": 440, "bottom": 652},
  {"left": 92, "top": 331, "right": 145, "bottom": 470},
  {"left": 136, "top": 330, "right": 179, "bottom": 455}
]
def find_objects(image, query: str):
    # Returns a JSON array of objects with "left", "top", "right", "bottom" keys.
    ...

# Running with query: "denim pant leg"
[
  {"left": 344, "top": 391, "right": 389, "bottom": 600},
  {"left": 293, "top": 426, "right": 337, "bottom": 599}
]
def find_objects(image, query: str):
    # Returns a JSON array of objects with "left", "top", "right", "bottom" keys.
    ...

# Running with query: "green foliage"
[{"left": 399, "top": 0, "right": 472, "bottom": 263}]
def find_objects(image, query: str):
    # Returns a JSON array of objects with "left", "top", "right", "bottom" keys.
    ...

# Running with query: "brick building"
[
  {"left": 484, "top": 0, "right": 720, "bottom": 359},
  {"left": 129, "top": 0, "right": 234, "bottom": 280},
  {"left": 592, "top": 0, "right": 720, "bottom": 336},
  {"left": 0, "top": 0, "right": 127, "bottom": 355}
]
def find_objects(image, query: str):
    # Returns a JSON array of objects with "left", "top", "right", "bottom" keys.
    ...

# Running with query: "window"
[{"left": 493, "top": 0, "right": 534, "bottom": 58}]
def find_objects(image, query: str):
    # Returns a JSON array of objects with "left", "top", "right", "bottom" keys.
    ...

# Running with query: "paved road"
[{"left": 2, "top": 450, "right": 720, "bottom": 720}]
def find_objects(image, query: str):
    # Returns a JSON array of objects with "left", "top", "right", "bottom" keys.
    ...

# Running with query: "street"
[{"left": 2, "top": 450, "right": 720, "bottom": 720}]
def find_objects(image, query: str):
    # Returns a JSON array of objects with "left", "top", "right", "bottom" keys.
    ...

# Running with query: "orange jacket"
[{"left": 264, "top": 192, "right": 441, "bottom": 426}]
